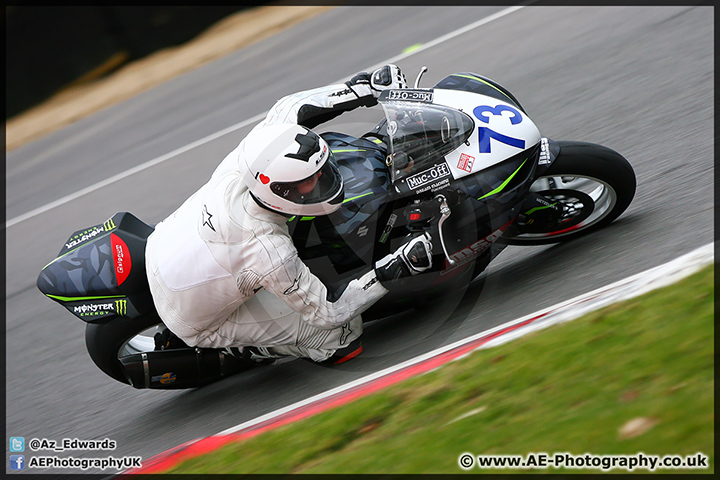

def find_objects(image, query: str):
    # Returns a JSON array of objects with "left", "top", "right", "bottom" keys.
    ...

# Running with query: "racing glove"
[
  {"left": 370, "top": 64, "right": 407, "bottom": 96},
  {"left": 374, "top": 232, "right": 433, "bottom": 286},
  {"left": 346, "top": 64, "right": 407, "bottom": 99}
]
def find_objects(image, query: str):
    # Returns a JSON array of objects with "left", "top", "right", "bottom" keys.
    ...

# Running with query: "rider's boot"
[
  {"left": 318, "top": 336, "right": 363, "bottom": 365},
  {"left": 226, "top": 346, "right": 289, "bottom": 366},
  {"left": 227, "top": 338, "right": 364, "bottom": 366}
]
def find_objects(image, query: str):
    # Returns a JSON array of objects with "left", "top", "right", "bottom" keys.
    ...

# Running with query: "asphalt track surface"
[{"left": 6, "top": 6, "right": 714, "bottom": 475}]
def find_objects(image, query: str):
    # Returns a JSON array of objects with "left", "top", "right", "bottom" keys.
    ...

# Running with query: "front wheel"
[{"left": 507, "top": 141, "right": 636, "bottom": 245}]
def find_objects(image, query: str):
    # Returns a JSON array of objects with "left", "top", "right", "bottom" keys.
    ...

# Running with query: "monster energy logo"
[
  {"left": 115, "top": 299, "right": 127, "bottom": 316},
  {"left": 104, "top": 218, "right": 117, "bottom": 231},
  {"left": 70, "top": 299, "right": 128, "bottom": 317},
  {"left": 65, "top": 225, "right": 106, "bottom": 250},
  {"left": 74, "top": 303, "right": 115, "bottom": 315},
  {"left": 62, "top": 218, "right": 117, "bottom": 251}
]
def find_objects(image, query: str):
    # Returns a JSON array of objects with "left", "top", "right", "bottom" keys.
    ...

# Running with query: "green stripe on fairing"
[
  {"left": 285, "top": 192, "right": 373, "bottom": 223},
  {"left": 344, "top": 192, "right": 373, "bottom": 203},
  {"left": 524, "top": 203, "right": 558, "bottom": 215},
  {"left": 451, "top": 73, "right": 514, "bottom": 103},
  {"left": 46, "top": 294, "right": 126, "bottom": 302},
  {"left": 331, "top": 149, "right": 366, "bottom": 153},
  {"left": 478, "top": 159, "right": 527, "bottom": 200}
]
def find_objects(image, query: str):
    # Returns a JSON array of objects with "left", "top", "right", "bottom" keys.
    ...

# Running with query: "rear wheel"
[{"left": 507, "top": 141, "right": 636, "bottom": 245}]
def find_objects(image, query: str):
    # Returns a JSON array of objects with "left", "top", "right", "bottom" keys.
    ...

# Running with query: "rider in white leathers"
[{"left": 145, "top": 65, "right": 433, "bottom": 364}]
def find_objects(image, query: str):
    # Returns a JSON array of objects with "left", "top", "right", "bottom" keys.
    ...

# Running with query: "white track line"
[
  {"left": 6, "top": 5, "right": 527, "bottom": 230},
  {"left": 6, "top": 114, "right": 266, "bottom": 229}
]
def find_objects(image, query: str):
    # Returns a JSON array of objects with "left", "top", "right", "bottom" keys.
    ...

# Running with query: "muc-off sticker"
[
  {"left": 386, "top": 89, "right": 434, "bottom": 103},
  {"left": 406, "top": 163, "right": 451, "bottom": 190}
]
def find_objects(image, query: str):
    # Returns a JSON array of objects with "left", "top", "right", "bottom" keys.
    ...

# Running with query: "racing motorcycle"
[{"left": 36, "top": 69, "right": 636, "bottom": 389}]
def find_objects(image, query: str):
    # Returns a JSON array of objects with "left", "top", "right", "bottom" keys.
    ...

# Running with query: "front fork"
[
  {"left": 515, "top": 137, "right": 580, "bottom": 232},
  {"left": 516, "top": 192, "right": 565, "bottom": 229}
]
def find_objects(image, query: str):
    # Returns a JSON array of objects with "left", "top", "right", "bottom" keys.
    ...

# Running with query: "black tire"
[
  {"left": 85, "top": 313, "right": 164, "bottom": 385},
  {"left": 507, "top": 141, "right": 636, "bottom": 245}
]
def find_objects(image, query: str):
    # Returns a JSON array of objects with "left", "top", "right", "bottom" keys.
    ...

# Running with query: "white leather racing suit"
[{"left": 145, "top": 79, "right": 388, "bottom": 362}]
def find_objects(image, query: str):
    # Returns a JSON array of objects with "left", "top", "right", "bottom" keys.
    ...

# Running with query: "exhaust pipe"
[{"left": 120, "top": 348, "right": 250, "bottom": 389}]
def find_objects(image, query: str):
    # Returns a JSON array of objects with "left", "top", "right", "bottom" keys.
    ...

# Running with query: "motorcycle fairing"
[
  {"left": 455, "top": 142, "right": 540, "bottom": 208},
  {"left": 379, "top": 87, "right": 541, "bottom": 193},
  {"left": 434, "top": 72, "right": 526, "bottom": 113},
  {"left": 431, "top": 88, "right": 542, "bottom": 181},
  {"left": 37, "top": 212, "right": 156, "bottom": 323},
  {"left": 291, "top": 77, "right": 550, "bottom": 301}
]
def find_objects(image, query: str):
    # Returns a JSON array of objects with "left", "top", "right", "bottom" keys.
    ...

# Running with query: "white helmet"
[{"left": 241, "top": 123, "right": 344, "bottom": 216}]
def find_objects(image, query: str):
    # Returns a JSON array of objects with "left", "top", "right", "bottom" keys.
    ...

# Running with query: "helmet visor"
[{"left": 270, "top": 155, "right": 343, "bottom": 206}]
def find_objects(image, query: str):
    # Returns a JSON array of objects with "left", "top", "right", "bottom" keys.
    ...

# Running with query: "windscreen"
[{"left": 381, "top": 101, "right": 475, "bottom": 184}]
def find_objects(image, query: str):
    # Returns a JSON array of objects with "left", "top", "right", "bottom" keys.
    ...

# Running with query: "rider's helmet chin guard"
[{"left": 241, "top": 124, "right": 344, "bottom": 216}]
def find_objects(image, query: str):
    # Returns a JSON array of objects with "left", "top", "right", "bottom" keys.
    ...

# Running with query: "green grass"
[{"left": 169, "top": 265, "right": 714, "bottom": 474}]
